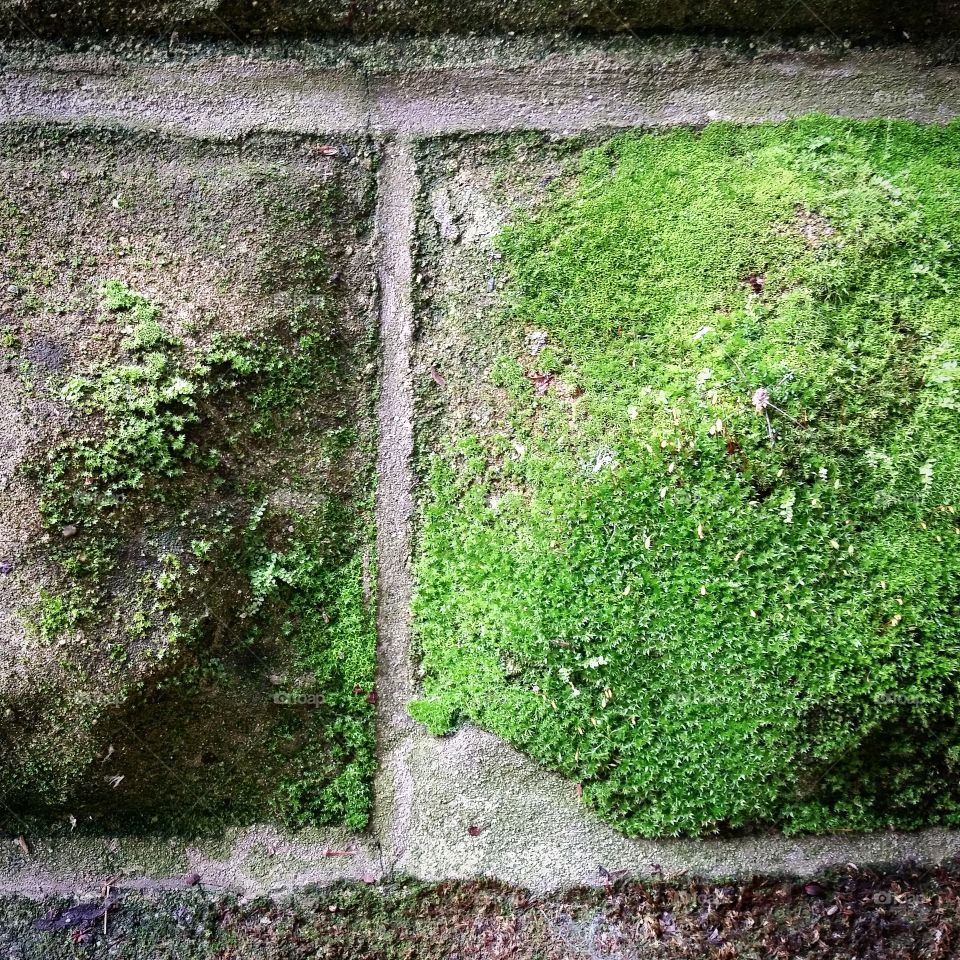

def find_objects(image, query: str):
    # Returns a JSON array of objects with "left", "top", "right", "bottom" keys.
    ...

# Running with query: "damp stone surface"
[{"left": 0, "top": 125, "right": 380, "bottom": 835}]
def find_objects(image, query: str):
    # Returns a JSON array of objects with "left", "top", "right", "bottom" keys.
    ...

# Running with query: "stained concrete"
[{"left": 0, "top": 124, "right": 379, "bottom": 827}]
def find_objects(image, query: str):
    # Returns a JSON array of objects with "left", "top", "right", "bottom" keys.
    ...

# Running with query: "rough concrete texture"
[
  {"left": 1, "top": 0, "right": 959, "bottom": 39},
  {"left": 3, "top": 37, "right": 960, "bottom": 897},
  {"left": 5, "top": 39, "right": 960, "bottom": 136},
  {"left": 0, "top": 825, "right": 381, "bottom": 898},
  {"left": 372, "top": 141, "right": 418, "bottom": 873},
  {"left": 399, "top": 727, "right": 960, "bottom": 889}
]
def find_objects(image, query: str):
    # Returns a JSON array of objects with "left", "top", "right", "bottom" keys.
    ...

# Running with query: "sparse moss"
[
  {"left": 10, "top": 276, "right": 377, "bottom": 829},
  {"left": 0, "top": 127, "right": 377, "bottom": 831},
  {"left": 24, "top": 585, "right": 94, "bottom": 643}
]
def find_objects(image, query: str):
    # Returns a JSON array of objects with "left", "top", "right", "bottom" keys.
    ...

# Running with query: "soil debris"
[{"left": 5, "top": 861, "right": 960, "bottom": 957}]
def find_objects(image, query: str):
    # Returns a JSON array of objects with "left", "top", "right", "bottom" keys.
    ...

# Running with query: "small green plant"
[
  {"left": 1, "top": 323, "right": 20, "bottom": 353},
  {"left": 413, "top": 117, "right": 960, "bottom": 837},
  {"left": 25, "top": 586, "right": 93, "bottom": 642},
  {"left": 190, "top": 538, "right": 213, "bottom": 560}
]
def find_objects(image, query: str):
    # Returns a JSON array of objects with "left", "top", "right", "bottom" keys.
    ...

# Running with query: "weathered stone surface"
[
  {"left": 3, "top": 34, "right": 960, "bottom": 897},
  {"left": 0, "top": 125, "right": 377, "bottom": 829}
]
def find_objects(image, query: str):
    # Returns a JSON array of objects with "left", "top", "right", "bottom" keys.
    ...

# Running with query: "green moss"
[
  {"left": 413, "top": 117, "right": 960, "bottom": 837},
  {"left": 37, "top": 285, "right": 208, "bottom": 530},
  {"left": 247, "top": 508, "right": 377, "bottom": 831},
  {"left": 25, "top": 586, "right": 95, "bottom": 643},
  {"left": 27, "top": 281, "right": 359, "bottom": 633},
  {"left": 1, "top": 322, "right": 20, "bottom": 356},
  {"left": 24, "top": 282, "right": 253, "bottom": 647}
]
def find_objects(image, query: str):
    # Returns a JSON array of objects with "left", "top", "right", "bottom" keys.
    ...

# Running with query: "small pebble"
[{"left": 61, "top": 525, "right": 78, "bottom": 539}]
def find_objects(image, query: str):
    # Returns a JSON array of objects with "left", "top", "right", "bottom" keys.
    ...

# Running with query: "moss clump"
[
  {"left": 35, "top": 285, "right": 234, "bottom": 533},
  {"left": 24, "top": 281, "right": 300, "bottom": 643},
  {"left": 246, "top": 507, "right": 377, "bottom": 831},
  {"left": 413, "top": 117, "right": 960, "bottom": 837}
]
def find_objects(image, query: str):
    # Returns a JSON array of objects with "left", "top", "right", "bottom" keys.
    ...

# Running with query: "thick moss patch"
[{"left": 413, "top": 118, "right": 960, "bottom": 837}]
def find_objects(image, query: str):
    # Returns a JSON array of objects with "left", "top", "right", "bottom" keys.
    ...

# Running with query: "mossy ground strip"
[{"left": 3, "top": 861, "right": 960, "bottom": 959}]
